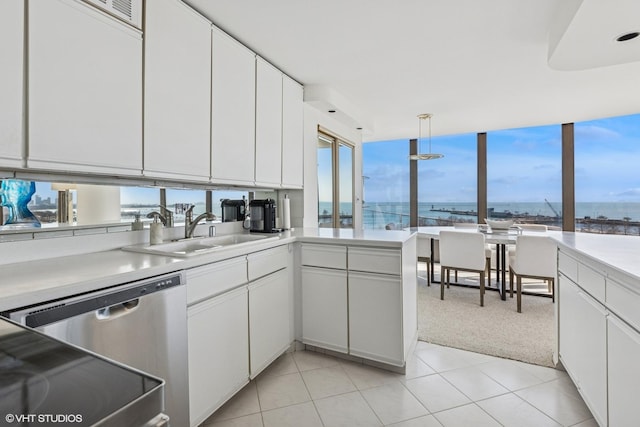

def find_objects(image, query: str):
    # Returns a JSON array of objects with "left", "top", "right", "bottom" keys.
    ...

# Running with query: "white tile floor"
[{"left": 201, "top": 343, "right": 596, "bottom": 427}]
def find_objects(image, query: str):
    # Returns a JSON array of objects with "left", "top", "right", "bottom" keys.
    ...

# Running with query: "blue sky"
[
  {"left": 363, "top": 113, "right": 640, "bottom": 204},
  {"left": 28, "top": 113, "right": 640, "bottom": 206}
]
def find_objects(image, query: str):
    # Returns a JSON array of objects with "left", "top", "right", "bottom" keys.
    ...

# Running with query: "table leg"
[
  {"left": 500, "top": 243, "right": 506, "bottom": 300},
  {"left": 430, "top": 238, "right": 435, "bottom": 284},
  {"left": 495, "top": 244, "right": 501, "bottom": 286}
]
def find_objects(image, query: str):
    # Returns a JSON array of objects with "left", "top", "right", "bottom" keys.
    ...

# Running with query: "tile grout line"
[{"left": 293, "top": 352, "right": 328, "bottom": 427}]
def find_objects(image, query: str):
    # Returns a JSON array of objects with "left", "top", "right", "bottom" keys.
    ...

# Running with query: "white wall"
[{"left": 302, "top": 104, "right": 363, "bottom": 229}]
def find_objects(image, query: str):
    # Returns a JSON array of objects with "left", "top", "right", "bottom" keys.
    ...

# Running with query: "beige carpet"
[{"left": 417, "top": 276, "right": 555, "bottom": 367}]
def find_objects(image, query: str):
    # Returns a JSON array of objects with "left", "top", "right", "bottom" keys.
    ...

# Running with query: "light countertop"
[
  {"left": 553, "top": 232, "right": 640, "bottom": 282},
  {"left": 0, "top": 228, "right": 415, "bottom": 312}
]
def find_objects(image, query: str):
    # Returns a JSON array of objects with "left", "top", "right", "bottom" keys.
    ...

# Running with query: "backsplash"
[{"left": 0, "top": 221, "right": 244, "bottom": 266}]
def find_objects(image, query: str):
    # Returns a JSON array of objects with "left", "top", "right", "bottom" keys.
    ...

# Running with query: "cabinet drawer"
[
  {"left": 247, "top": 245, "right": 288, "bottom": 281},
  {"left": 607, "top": 277, "right": 640, "bottom": 332},
  {"left": 558, "top": 250, "right": 578, "bottom": 282},
  {"left": 186, "top": 257, "right": 248, "bottom": 305},
  {"left": 578, "top": 262, "right": 605, "bottom": 303},
  {"left": 301, "top": 243, "right": 346, "bottom": 270},
  {"left": 348, "top": 247, "right": 401, "bottom": 275}
]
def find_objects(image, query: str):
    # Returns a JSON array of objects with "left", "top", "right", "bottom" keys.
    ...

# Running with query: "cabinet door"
[
  {"left": 301, "top": 266, "right": 348, "bottom": 353},
  {"left": 0, "top": 0, "right": 24, "bottom": 168},
  {"left": 211, "top": 27, "right": 256, "bottom": 185},
  {"left": 560, "top": 276, "right": 607, "bottom": 426},
  {"left": 608, "top": 315, "right": 640, "bottom": 426},
  {"left": 144, "top": 0, "right": 211, "bottom": 181},
  {"left": 558, "top": 274, "right": 580, "bottom": 376},
  {"left": 281, "top": 75, "right": 304, "bottom": 188},
  {"left": 255, "top": 57, "right": 283, "bottom": 187},
  {"left": 349, "top": 271, "right": 404, "bottom": 366},
  {"left": 249, "top": 268, "right": 290, "bottom": 378},
  {"left": 28, "top": 0, "right": 142, "bottom": 175},
  {"left": 188, "top": 286, "right": 249, "bottom": 427}
]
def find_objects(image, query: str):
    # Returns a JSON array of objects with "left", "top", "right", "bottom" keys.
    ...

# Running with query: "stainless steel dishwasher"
[{"left": 5, "top": 271, "right": 189, "bottom": 427}]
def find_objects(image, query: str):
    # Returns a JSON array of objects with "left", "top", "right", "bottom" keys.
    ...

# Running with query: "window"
[
  {"left": 487, "top": 125, "right": 562, "bottom": 227},
  {"left": 317, "top": 131, "right": 354, "bottom": 228},
  {"left": 362, "top": 139, "right": 409, "bottom": 229},
  {"left": 575, "top": 113, "right": 640, "bottom": 235},
  {"left": 419, "top": 133, "right": 477, "bottom": 226}
]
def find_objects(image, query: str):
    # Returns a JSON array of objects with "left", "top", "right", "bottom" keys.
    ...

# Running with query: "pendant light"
[{"left": 409, "top": 113, "right": 444, "bottom": 160}]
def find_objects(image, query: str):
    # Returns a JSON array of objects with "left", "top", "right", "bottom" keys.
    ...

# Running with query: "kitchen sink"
[{"left": 122, "top": 233, "right": 279, "bottom": 257}]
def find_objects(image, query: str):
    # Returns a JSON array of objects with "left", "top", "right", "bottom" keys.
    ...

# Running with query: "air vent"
[{"left": 83, "top": 0, "right": 141, "bottom": 29}]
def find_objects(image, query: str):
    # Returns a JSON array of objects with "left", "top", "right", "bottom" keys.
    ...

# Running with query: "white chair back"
[
  {"left": 512, "top": 235, "right": 556, "bottom": 277},
  {"left": 439, "top": 230, "right": 486, "bottom": 271},
  {"left": 453, "top": 222, "right": 478, "bottom": 229},
  {"left": 517, "top": 223, "right": 548, "bottom": 232},
  {"left": 417, "top": 235, "right": 431, "bottom": 258}
]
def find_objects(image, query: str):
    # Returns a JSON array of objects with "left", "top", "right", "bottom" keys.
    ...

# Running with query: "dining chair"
[
  {"left": 516, "top": 223, "right": 548, "bottom": 231},
  {"left": 506, "top": 223, "right": 548, "bottom": 267},
  {"left": 439, "top": 230, "right": 490, "bottom": 306},
  {"left": 451, "top": 223, "right": 492, "bottom": 282},
  {"left": 508, "top": 235, "right": 557, "bottom": 313},
  {"left": 417, "top": 234, "right": 431, "bottom": 286}
]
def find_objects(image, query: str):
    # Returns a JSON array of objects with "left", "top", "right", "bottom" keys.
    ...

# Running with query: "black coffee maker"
[
  {"left": 221, "top": 199, "right": 246, "bottom": 222},
  {"left": 249, "top": 199, "right": 278, "bottom": 233}
]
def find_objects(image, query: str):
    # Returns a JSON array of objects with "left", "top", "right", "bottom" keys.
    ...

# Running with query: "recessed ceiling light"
[
  {"left": 328, "top": 109, "right": 336, "bottom": 113},
  {"left": 616, "top": 32, "right": 639, "bottom": 42},
  {"left": 356, "top": 127, "right": 362, "bottom": 130}
]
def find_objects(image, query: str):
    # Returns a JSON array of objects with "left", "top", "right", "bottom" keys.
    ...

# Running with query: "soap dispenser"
[
  {"left": 149, "top": 213, "right": 163, "bottom": 245},
  {"left": 131, "top": 213, "right": 144, "bottom": 231}
]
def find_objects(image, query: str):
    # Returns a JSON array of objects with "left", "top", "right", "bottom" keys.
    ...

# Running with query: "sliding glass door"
[{"left": 317, "top": 131, "right": 354, "bottom": 228}]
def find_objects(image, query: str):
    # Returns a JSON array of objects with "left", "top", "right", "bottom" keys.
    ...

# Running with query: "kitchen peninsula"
[{"left": 0, "top": 227, "right": 418, "bottom": 426}]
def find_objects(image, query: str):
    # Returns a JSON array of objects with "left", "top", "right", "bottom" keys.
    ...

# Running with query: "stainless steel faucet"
[
  {"left": 159, "top": 205, "right": 174, "bottom": 228},
  {"left": 146, "top": 205, "right": 174, "bottom": 228},
  {"left": 184, "top": 205, "right": 215, "bottom": 239}
]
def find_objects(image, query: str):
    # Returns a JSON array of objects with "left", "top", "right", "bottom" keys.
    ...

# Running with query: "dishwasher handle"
[
  {"left": 96, "top": 298, "right": 140, "bottom": 320},
  {"left": 9, "top": 273, "right": 183, "bottom": 329}
]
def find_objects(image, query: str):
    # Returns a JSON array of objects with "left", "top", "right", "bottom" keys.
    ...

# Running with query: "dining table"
[{"left": 409, "top": 226, "right": 560, "bottom": 301}]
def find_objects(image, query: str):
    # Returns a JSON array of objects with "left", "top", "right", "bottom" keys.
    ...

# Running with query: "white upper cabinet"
[
  {"left": 143, "top": 0, "right": 211, "bottom": 182},
  {"left": 281, "top": 75, "right": 304, "bottom": 188},
  {"left": 0, "top": 0, "right": 24, "bottom": 169},
  {"left": 27, "top": 0, "right": 143, "bottom": 176},
  {"left": 255, "top": 57, "right": 283, "bottom": 188},
  {"left": 211, "top": 27, "right": 256, "bottom": 186}
]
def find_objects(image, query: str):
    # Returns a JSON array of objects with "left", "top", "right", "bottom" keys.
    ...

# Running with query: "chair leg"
[
  {"left": 480, "top": 272, "right": 485, "bottom": 307},
  {"left": 454, "top": 270, "right": 458, "bottom": 282},
  {"left": 517, "top": 275, "right": 522, "bottom": 313},
  {"left": 440, "top": 266, "right": 445, "bottom": 300},
  {"left": 426, "top": 257, "right": 431, "bottom": 287},
  {"left": 509, "top": 268, "right": 514, "bottom": 298},
  {"left": 551, "top": 278, "right": 555, "bottom": 303},
  {"left": 486, "top": 257, "right": 491, "bottom": 286},
  {"left": 447, "top": 269, "right": 450, "bottom": 288}
]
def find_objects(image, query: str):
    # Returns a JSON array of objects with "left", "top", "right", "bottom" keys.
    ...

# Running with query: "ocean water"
[{"left": 356, "top": 201, "right": 640, "bottom": 232}]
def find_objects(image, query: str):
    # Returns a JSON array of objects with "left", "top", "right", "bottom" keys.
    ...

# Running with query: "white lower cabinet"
[
  {"left": 188, "top": 286, "right": 249, "bottom": 427},
  {"left": 249, "top": 268, "right": 290, "bottom": 378},
  {"left": 608, "top": 315, "right": 640, "bottom": 426},
  {"left": 301, "top": 266, "right": 348, "bottom": 353},
  {"left": 186, "top": 258, "right": 249, "bottom": 426},
  {"left": 559, "top": 275, "right": 607, "bottom": 426},
  {"left": 300, "top": 240, "right": 417, "bottom": 368},
  {"left": 349, "top": 271, "right": 403, "bottom": 365}
]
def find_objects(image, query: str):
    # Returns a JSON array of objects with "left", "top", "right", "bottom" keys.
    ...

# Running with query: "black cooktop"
[{"left": 0, "top": 319, "right": 163, "bottom": 427}]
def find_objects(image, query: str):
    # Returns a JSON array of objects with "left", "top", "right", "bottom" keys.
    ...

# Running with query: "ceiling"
[{"left": 185, "top": 0, "right": 640, "bottom": 142}]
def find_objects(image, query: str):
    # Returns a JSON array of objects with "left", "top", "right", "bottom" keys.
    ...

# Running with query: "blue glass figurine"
[{"left": 0, "top": 180, "right": 41, "bottom": 228}]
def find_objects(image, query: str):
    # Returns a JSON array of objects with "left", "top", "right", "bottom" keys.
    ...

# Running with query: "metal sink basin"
[{"left": 122, "top": 233, "right": 279, "bottom": 257}]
